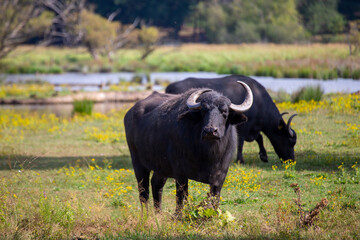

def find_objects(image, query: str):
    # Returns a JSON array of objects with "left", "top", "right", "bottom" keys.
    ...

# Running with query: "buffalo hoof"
[
  {"left": 259, "top": 152, "right": 268, "bottom": 162},
  {"left": 236, "top": 159, "right": 245, "bottom": 164}
]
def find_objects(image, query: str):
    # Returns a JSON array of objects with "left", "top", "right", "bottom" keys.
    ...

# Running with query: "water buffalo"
[
  {"left": 165, "top": 75, "right": 297, "bottom": 164},
  {"left": 124, "top": 81, "right": 253, "bottom": 214}
]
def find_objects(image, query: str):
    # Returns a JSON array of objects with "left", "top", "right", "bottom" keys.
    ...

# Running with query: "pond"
[
  {"left": 3, "top": 72, "right": 360, "bottom": 94},
  {"left": 1, "top": 72, "right": 360, "bottom": 116}
]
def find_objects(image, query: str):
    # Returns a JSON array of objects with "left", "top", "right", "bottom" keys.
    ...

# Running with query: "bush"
[
  {"left": 73, "top": 100, "right": 94, "bottom": 116},
  {"left": 283, "top": 69, "right": 298, "bottom": 78},
  {"left": 298, "top": 68, "right": 312, "bottom": 78},
  {"left": 341, "top": 67, "right": 351, "bottom": 79},
  {"left": 352, "top": 69, "right": 360, "bottom": 80},
  {"left": 292, "top": 85, "right": 324, "bottom": 103},
  {"left": 255, "top": 66, "right": 282, "bottom": 78},
  {"left": 138, "top": 25, "right": 159, "bottom": 60},
  {"left": 48, "top": 66, "right": 63, "bottom": 74}
]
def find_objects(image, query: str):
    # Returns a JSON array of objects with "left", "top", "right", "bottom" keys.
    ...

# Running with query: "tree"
[
  {"left": 297, "top": 0, "right": 345, "bottom": 35},
  {"left": 87, "top": 0, "right": 198, "bottom": 38},
  {"left": 43, "top": 0, "right": 86, "bottom": 45},
  {"left": 138, "top": 25, "right": 159, "bottom": 60},
  {"left": 0, "top": 0, "right": 54, "bottom": 59},
  {"left": 348, "top": 20, "right": 360, "bottom": 55},
  {"left": 194, "top": 0, "right": 305, "bottom": 43},
  {"left": 0, "top": 0, "right": 89, "bottom": 59},
  {"left": 76, "top": 10, "right": 138, "bottom": 60}
]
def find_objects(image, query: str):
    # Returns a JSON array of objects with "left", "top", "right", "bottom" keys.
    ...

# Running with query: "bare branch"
[{"left": 108, "top": 9, "right": 122, "bottom": 22}]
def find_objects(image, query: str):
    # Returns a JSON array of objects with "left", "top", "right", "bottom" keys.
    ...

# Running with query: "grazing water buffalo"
[
  {"left": 165, "top": 75, "right": 297, "bottom": 164},
  {"left": 124, "top": 81, "right": 253, "bottom": 213}
]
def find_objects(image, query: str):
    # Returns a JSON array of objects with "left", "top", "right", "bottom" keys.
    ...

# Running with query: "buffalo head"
[
  {"left": 185, "top": 81, "right": 253, "bottom": 140},
  {"left": 270, "top": 112, "right": 297, "bottom": 161}
]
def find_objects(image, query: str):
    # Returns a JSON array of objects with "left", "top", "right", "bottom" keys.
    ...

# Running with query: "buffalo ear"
[
  {"left": 178, "top": 109, "right": 201, "bottom": 121},
  {"left": 278, "top": 119, "right": 286, "bottom": 130},
  {"left": 229, "top": 111, "right": 248, "bottom": 125}
]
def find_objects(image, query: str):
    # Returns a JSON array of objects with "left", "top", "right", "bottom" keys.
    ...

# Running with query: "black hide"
[
  {"left": 165, "top": 75, "right": 297, "bottom": 163},
  {"left": 124, "top": 89, "right": 248, "bottom": 213}
]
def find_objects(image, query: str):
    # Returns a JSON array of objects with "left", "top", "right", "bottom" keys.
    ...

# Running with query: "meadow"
[
  {"left": 1, "top": 44, "right": 360, "bottom": 79},
  {"left": 0, "top": 92, "right": 359, "bottom": 239}
]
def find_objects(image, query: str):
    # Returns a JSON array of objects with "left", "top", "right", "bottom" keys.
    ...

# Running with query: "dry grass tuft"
[{"left": 291, "top": 183, "right": 329, "bottom": 228}]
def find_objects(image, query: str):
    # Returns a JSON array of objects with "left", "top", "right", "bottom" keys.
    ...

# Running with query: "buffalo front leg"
[
  {"left": 151, "top": 172, "right": 168, "bottom": 213},
  {"left": 256, "top": 134, "right": 268, "bottom": 162},
  {"left": 209, "top": 184, "right": 223, "bottom": 209},
  {"left": 175, "top": 178, "right": 189, "bottom": 216}
]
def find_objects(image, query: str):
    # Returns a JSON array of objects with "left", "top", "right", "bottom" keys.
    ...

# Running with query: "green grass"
[
  {"left": 0, "top": 94, "right": 359, "bottom": 239},
  {"left": 1, "top": 44, "right": 360, "bottom": 79}
]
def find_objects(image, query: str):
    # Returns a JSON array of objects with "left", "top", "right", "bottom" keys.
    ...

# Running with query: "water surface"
[{"left": 3, "top": 72, "right": 359, "bottom": 94}]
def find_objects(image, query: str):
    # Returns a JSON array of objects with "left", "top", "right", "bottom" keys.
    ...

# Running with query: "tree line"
[
  {"left": 0, "top": 0, "right": 359, "bottom": 60},
  {"left": 88, "top": 0, "right": 359, "bottom": 42}
]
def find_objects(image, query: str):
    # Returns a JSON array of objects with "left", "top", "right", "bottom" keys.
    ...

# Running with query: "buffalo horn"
[
  {"left": 229, "top": 81, "right": 253, "bottom": 112},
  {"left": 287, "top": 114, "right": 297, "bottom": 137},
  {"left": 281, "top": 112, "right": 289, "bottom": 116},
  {"left": 186, "top": 89, "right": 212, "bottom": 110}
]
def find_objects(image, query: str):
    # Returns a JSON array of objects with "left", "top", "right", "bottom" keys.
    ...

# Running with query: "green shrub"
[
  {"left": 270, "top": 89, "right": 292, "bottom": 103},
  {"left": 328, "top": 69, "right": 338, "bottom": 80},
  {"left": 292, "top": 85, "right": 324, "bottom": 103},
  {"left": 283, "top": 69, "right": 298, "bottom": 78},
  {"left": 312, "top": 70, "right": 318, "bottom": 79},
  {"left": 352, "top": 69, "right": 360, "bottom": 80},
  {"left": 48, "top": 66, "right": 63, "bottom": 74},
  {"left": 341, "top": 67, "right": 351, "bottom": 79},
  {"left": 73, "top": 99, "right": 94, "bottom": 116},
  {"left": 298, "top": 68, "right": 312, "bottom": 78},
  {"left": 255, "top": 66, "right": 282, "bottom": 78}
]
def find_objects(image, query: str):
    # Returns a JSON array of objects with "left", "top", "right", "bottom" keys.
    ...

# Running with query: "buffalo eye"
[{"left": 219, "top": 106, "right": 228, "bottom": 118}]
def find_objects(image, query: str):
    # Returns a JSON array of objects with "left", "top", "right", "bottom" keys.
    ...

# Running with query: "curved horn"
[
  {"left": 287, "top": 114, "right": 297, "bottom": 137},
  {"left": 229, "top": 81, "right": 253, "bottom": 112},
  {"left": 287, "top": 114, "right": 297, "bottom": 129},
  {"left": 281, "top": 112, "right": 289, "bottom": 117},
  {"left": 186, "top": 89, "right": 212, "bottom": 110}
]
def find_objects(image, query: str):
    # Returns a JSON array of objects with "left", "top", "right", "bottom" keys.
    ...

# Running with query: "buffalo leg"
[
  {"left": 256, "top": 134, "right": 268, "bottom": 162},
  {"left": 237, "top": 138, "right": 245, "bottom": 164},
  {"left": 151, "top": 172, "right": 167, "bottom": 213},
  {"left": 209, "top": 184, "right": 223, "bottom": 209},
  {"left": 175, "top": 178, "right": 188, "bottom": 215},
  {"left": 133, "top": 165, "right": 150, "bottom": 216}
]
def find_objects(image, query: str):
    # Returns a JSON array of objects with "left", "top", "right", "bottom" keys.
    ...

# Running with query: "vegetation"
[
  {"left": 1, "top": 44, "right": 359, "bottom": 79},
  {"left": 0, "top": 0, "right": 54, "bottom": 58},
  {"left": 0, "top": 93, "right": 359, "bottom": 239},
  {"left": 292, "top": 85, "right": 325, "bottom": 103},
  {"left": 0, "top": 82, "right": 56, "bottom": 99},
  {"left": 87, "top": 0, "right": 357, "bottom": 43},
  {"left": 195, "top": 0, "right": 306, "bottom": 43},
  {"left": 72, "top": 99, "right": 94, "bottom": 116},
  {"left": 138, "top": 25, "right": 160, "bottom": 60}
]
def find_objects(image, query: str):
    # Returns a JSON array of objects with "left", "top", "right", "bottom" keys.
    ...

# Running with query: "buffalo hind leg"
[
  {"left": 133, "top": 165, "right": 150, "bottom": 216},
  {"left": 175, "top": 178, "right": 188, "bottom": 217},
  {"left": 237, "top": 138, "right": 245, "bottom": 164},
  {"left": 256, "top": 134, "right": 268, "bottom": 162},
  {"left": 151, "top": 172, "right": 167, "bottom": 213}
]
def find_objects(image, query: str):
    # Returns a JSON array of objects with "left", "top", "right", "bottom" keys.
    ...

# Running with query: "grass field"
[
  {"left": 0, "top": 93, "right": 359, "bottom": 239},
  {"left": 1, "top": 44, "right": 360, "bottom": 79}
]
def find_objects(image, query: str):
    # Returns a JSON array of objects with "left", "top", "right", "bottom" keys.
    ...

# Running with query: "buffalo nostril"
[{"left": 204, "top": 127, "right": 217, "bottom": 134}]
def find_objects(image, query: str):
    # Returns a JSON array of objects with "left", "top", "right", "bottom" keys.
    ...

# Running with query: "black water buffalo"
[
  {"left": 165, "top": 75, "right": 297, "bottom": 164},
  {"left": 124, "top": 81, "right": 253, "bottom": 213}
]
